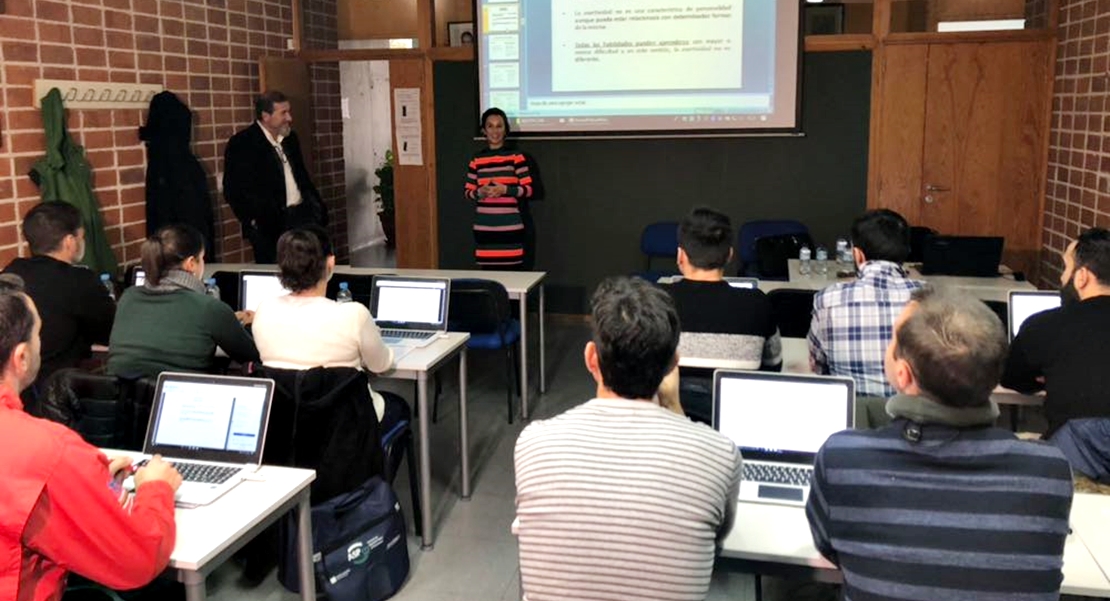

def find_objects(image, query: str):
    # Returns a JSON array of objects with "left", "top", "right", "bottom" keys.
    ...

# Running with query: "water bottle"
[
  {"left": 100, "top": 273, "right": 116, "bottom": 301},
  {"left": 337, "top": 282, "right": 353, "bottom": 303},
  {"left": 798, "top": 246, "right": 812, "bottom": 276},
  {"left": 836, "top": 238, "right": 850, "bottom": 266},
  {"left": 815, "top": 246, "right": 829, "bottom": 276},
  {"left": 204, "top": 278, "right": 220, "bottom": 299}
]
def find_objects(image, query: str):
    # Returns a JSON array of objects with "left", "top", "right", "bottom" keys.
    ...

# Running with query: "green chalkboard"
[{"left": 436, "top": 51, "right": 872, "bottom": 313}]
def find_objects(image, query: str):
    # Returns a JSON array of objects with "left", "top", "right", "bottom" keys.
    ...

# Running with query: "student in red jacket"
[{"left": 0, "top": 274, "right": 182, "bottom": 601}]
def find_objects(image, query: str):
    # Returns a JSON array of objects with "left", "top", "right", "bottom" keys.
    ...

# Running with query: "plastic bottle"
[
  {"left": 100, "top": 273, "right": 116, "bottom": 301},
  {"left": 337, "top": 282, "right": 353, "bottom": 303},
  {"left": 798, "top": 246, "right": 812, "bottom": 276},
  {"left": 204, "top": 278, "right": 221, "bottom": 299},
  {"left": 815, "top": 246, "right": 829, "bottom": 276}
]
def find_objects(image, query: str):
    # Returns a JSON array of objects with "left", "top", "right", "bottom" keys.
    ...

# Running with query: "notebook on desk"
[
  {"left": 370, "top": 276, "right": 450, "bottom": 348},
  {"left": 1008, "top": 290, "right": 1061, "bottom": 340},
  {"left": 713, "top": 371, "right": 854, "bottom": 507},
  {"left": 239, "top": 271, "right": 288, "bottom": 312},
  {"left": 131, "top": 372, "right": 274, "bottom": 508}
]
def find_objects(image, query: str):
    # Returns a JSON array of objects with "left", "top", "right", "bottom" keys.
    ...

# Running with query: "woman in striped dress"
[{"left": 464, "top": 108, "right": 535, "bottom": 269}]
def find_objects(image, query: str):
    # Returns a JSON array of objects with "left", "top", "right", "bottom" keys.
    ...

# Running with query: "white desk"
[
  {"left": 718, "top": 499, "right": 1110, "bottom": 598},
  {"left": 102, "top": 452, "right": 316, "bottom": 601},
  {"left": 205, "top": 263, "right": 548, "bottom": 420},
  {"left": 1070, "top": 493, "right": 1110, "bottom": 587},
  {"left": 380, "top": 332, "right": 471, "bottom": 550}
]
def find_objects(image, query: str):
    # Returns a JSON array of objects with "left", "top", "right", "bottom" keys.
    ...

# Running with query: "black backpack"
[{"left": 755, "top": 233, "right": 813, "bottom": 279}]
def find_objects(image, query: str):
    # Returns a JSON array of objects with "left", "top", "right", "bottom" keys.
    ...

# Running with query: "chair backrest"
[
  {"left": 737, "top": 220, "right": 810, "bottom": 266},
  {"left": 982, "top": 299, "right": 1008, "bottom": 329},
  {"left": 767, "top": 288, "right": 818, "bottom": 338},
  {"left": 36, "top": 369, "right": 129, "bottom": 449},
  {"left": 640, "top": 222, "right": 680, "bottom": 259},
  {"left": 255, "top": 365, "right": 385, "bottom": 503},
  {"left": 326, "top": 273, "right": 376, "bottom": 306},
  {"left": 448, "top": 278, "right": 511, "bottom": 336}
]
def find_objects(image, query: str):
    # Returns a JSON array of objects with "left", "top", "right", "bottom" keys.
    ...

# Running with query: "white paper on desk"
[
  {"left": 341, "top": 97, "right": 351, "bottom": 119},
  {"left": 396, "top": 126, "right": 423, "bottom": 166},
  {"left": 393, "top": 88, "right": 421, "bottom": 127}
]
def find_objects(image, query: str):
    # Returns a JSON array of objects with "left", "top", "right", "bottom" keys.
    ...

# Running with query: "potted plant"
[{"left": 373, "top": 150, "right": 395, "bottom": 248}]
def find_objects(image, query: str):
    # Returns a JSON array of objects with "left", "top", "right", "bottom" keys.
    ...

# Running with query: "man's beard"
[{"left": 1061, "top": 274, "right": 1081, "bottom": 307}]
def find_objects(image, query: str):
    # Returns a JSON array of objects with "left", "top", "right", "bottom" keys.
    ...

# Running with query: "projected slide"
[{"left": 476, "top": 0, "right": 801, "bottom": 134}]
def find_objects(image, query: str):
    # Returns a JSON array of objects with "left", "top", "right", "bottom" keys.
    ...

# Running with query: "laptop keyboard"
[
  {"left": 743, "top": 463, "right": 813, "bottom": 487},
  {"left": 381, "top": 329, "right": 435, "bottom": 341},
  {"left": 138, "top": 459, "right": 240, "bottom": 484}
]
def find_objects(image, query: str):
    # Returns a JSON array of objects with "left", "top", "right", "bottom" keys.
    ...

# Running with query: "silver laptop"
[
  {"left": 724, "top": 277, "right": 759, "bottom": 289},
  {"left": 132, "top": 268, "right": 146, "bottom": 287},
  {"left": 370, "top": 276, "right": 450, "bottom": 348},
  {"left": 130, "top": 372, "right": 275, "bottom": 508},
  {"left": 713, "top": 370, "right": 854, "bottom": 506},
  {"left": 240, "top": 270, "right": 289, "bottom": 312},
  {"left": 1008, "top": 290, "right": 1061, "bottom": 340}
]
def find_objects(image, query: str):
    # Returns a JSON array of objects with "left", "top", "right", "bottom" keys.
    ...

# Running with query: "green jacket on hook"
[{"left": 29, "top": 88, "right": 119, "bottom": 276}]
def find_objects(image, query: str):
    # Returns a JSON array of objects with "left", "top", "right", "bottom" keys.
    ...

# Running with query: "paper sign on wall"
[
  {"left": 394, "top": 88, "right": 421, "bottom": 127},
  {"left": 393, "top": 87, "right": 423, "bottom": 165}
]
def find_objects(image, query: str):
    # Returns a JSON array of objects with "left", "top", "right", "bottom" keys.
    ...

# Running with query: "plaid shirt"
[{"left": 808, "top": 261, "right": 923, "bottom": 397}]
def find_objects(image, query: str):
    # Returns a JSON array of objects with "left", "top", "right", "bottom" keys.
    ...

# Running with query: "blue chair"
[
  {"left": 737, "top": 220, "right": 811, "bottom": 278},
  {"left": 442, "top": 279, "right": 520, "bottom": 423},
  {"left": 637, "top": 221, "right": 680, "bottom": 282}
]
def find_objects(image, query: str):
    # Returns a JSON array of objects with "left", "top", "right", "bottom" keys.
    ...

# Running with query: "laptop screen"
[
  {"left": 145, "top": 373, "right": 274, "bottom": 464},
  {"left": 132, "top": 268, "right": 146, "bottom": 287},
  {"left": 713, "top": 371, "right": 853, "bottom": 463},
  {"left": 240, "top": 272, "right": 289, "bottom": 312},
  {"left": 370, "top": 277, "right": 449, "bottom": 329},
  {"left": 1009, "top": 291, "right": 1061, "bottom": 339},
  {"left": 724, "top": 277, "right": 759, "bottom": 290}
]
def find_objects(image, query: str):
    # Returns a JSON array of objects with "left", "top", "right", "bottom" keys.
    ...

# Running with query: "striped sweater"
[
  {"left": 806, "top": 395, "right": 1074, "bottom": 601},
  {"left": 514, "top": 397, "right": 742, "bottom": 601},
  {"left": 464, "top": 147, "right": 534, "bottom": 267}
]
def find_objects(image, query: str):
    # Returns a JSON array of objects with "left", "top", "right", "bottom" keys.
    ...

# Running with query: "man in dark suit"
[{"left": 222, "top": 91, "right": 328, "bottom": 263}]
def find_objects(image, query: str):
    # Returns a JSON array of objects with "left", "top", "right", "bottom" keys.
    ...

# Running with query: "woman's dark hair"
[
  {"left": 480, "top": 107, "right": 511, "bottom": 136},
  {"left": 277, "top": 226, "right": 334, "bottom": 293},
  {"left": 141, "top": 224, "right": 205, "bottom": 286}
]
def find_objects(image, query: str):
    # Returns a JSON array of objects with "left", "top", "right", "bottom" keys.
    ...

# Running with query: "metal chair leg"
[{"left": 504, "top": 346, "right": 515, "bottom": 424}]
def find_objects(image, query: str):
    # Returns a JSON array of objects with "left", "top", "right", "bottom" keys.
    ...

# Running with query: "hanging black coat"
[{"left": 139, "top": 91, "right": 216, "bottom": 258}]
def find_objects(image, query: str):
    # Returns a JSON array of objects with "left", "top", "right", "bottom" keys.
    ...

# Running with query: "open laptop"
[
  {"left": 239, "top": 270, "right": 288, "bottom": 312},
  {"left": 130, "top": 372, "right": 274, "bottom": 508},
  {"left": 370, "top": 276, "right": 450, "bottom": 348},
  {"left": 713, "top": 370, "right": 854, "bottom": 506},
  {"left": 724, "top": 277, "right": 759, "bottom": 290},
  {"left": 132, "top": 268, "right": 146, "bottom": 288},
  {"left": 1008, "top": 290, "right": 1061, "bottom": 340},
  {"left": 920, "top": 235, "right": 1004, "bottom": 277}
]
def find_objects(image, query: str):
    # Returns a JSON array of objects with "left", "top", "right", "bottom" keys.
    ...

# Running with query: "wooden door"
[
  {"left": 873, "top": 44, "right": 929, "bottom": 225},
  {"left": 920, "top": 41, "right": 1050, "bottom": 273},
  {"left": 260, "top": 57, "right": 316, "bottom": 177}
]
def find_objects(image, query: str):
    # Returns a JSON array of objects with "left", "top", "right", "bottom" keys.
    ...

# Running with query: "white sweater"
[{"left": 252, "top": 294, "right": 394, "bottom": 419}]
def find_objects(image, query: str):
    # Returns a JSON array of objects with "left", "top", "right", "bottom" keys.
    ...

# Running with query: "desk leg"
[
  {"left": 520, "top": 293, "right": 530, "bottom": 420},
  {"left": 182, "top": 571, "right": 206, "bottom": 601},
  {"left": 459, "top": 348, "right": 470, "bottom": 499},
  {"left": 297, "top": 491, "right": 316, "bottom": 601},
  {"left": 417, "top": 371, "right": 434, "bottom": 549},
  {"left": 539, "top": 285, "right": 546, "bottom": 394}
]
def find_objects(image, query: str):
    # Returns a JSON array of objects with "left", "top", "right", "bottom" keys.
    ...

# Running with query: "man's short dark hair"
[
  {"left": 277, "top": 226, "right": 334, "bottom": 293},
  {"left": 678, "top": 207, "right": 732, "bottom": 270},
  {"left": 894, "top": 286, "right": 1007, "bottom": 408},
  {"left": 850, "top": 209, "right": 910, "bottom": 264},
  {"left": 590, "top": 277, "right": 680, "bottom": 400},
  {"left": 1074, "top": 227, "right": 1110, "bottom": 285},
  {"left": 0, "top": 274, "right": 34, "bottom": 369},
  {"left": 255, "top": 90, "right": 289, "bottom": 120},
  {"left": 22, "top": 202, "right": 83, "bottom": 256}
]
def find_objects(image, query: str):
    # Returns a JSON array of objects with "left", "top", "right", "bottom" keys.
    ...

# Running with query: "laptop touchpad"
[{"left": 758, "top": 485, "right": 803, "bottom": 502}]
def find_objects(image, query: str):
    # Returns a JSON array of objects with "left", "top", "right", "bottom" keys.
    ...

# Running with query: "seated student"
[
  {"left": 1002, "top": 227, "right": 1110, "bottom": 482},
  {"left": 0, "top": 273, "right": 182, "bottom": 601},
  {"left": 3, "top": 202, "right": 115, "bottom": 392},
  {"left": 662, "top": 207, "right": 781, "bottom": 423},
  {"left": 514, "top": 277, "right": 742, "bottom": 601},
  {"left": 251, "top": 226, "right": 400, "bottom": 427},
  {"left": 107, "top": 224, "right": 258, "bottom": 378},
  {"left": 808, "top": 209, "right": 921, "bottom": 426},
  {"left": 807, "top": 286, "right": 1073, "bottom": 601}
]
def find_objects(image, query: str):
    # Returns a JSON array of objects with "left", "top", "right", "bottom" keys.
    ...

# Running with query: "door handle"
[{"left": 925, "top": 184, "right": 950, "bottom": 192}]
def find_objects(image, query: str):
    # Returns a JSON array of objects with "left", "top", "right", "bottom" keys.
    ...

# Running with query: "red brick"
[
  {"left": 0, "top": 16, "right": 37, "bottom": 40},
  {"left": 40, "top": 45, "right": 74, "bottom": 65},
  {"left": 137, "top": 34, "right": 161, "bottom": 53},
  {"left": 120, "top": 186, "right": 145, "bottom": 206},
  {"left": 38, "top": 22, "right": 72, "bottom": 44},
  {"left": 0, "top": 225, "right": 21, "bottom": 247},
  {"left": 109, "top": 71, "right": 138, "bottom": 84},
  {"left": 71, "top": 5, "right": 103, "bottom": 27},
  {"left": 42, "top": 67, "right": 76, "bottom": 81},
  {"left": 35, "top": 1, "right": 70, "bottom": 22},
  {"left": 107, "top": 32, "right": 135, "bottom": 50},
  {"left": 2, "top": 41, "right": 38, "bottom": 63},
  {"left": 121, "top": 201, "right": 146, "bottom": 224},
  {"left": 105, "top": 10, "right": 133, "bottom": 30},
  {"left": 3, "top": 0, "right": 34, "bottom": 17},
  {"left": 108, "top": 51, "right": 136, "bottom": 70}
]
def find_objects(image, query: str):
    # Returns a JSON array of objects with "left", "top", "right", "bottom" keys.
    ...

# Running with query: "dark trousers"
[{"left": 247, "top": 203, "right": 324, "bottom": 264}]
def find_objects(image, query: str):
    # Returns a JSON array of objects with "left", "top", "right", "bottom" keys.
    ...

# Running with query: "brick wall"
[
  {"left": 0, "top": 0, "right": 346, "bottom": 267},
  {"left": 1042, "top": 0, "right": 1110, "bottom": 285}
]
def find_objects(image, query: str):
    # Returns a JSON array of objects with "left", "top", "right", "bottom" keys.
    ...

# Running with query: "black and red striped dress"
[{"left": 464, "top": 146, "right": 534, "bottom": 268}]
